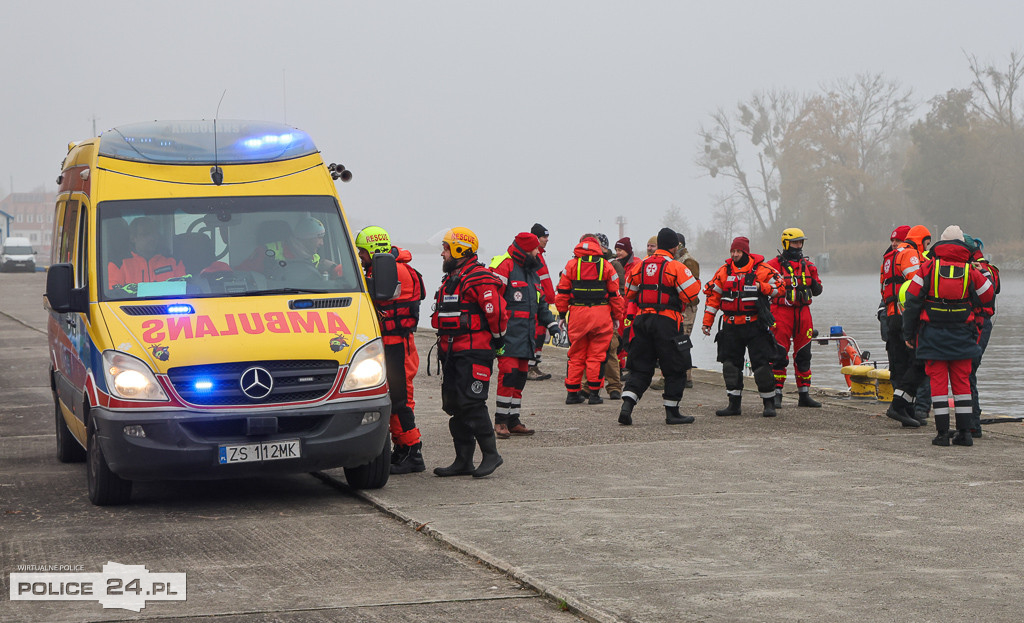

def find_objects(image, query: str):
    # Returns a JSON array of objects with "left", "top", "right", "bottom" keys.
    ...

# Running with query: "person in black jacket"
[{"left": 490, "top": 233, "right": 560, "bottom": 437}]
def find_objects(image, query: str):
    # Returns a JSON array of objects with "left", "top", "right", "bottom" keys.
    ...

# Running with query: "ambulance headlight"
[
  {"left": 341, "top": 339, "right": 386, "bottom": 391},
  {"left": 102, "top": 351, "right": 169, "bottom": 401}
]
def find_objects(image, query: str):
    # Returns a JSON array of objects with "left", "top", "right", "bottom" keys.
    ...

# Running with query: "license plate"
[{"left": 218, "top": 440, "right": 301, "bottom": 464}]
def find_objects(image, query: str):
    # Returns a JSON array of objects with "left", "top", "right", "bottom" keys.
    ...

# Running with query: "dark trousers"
[
  {"left": 623, "top": 314, "right": 690, "bottom": 405},
  {"left": 440, "top": 348, "right": 495, "bottom": 443},
  {"left": 886, "top": 315, "right": 920, "bottom": 405},
  {"left": 385, "top": 339, "right": 418, "bottom": 445},
  {"left": 716, "top": 322, "right": 776, "bottom": 396}
]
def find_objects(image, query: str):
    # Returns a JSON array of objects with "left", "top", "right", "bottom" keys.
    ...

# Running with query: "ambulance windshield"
[{"left": 98, "top": 196, "right": 361, "bottom": 301}]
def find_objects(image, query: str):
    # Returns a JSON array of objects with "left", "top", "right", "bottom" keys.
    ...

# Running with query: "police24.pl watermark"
[{"left": 9, "top": 561, "right": 186, "bottom": 612}]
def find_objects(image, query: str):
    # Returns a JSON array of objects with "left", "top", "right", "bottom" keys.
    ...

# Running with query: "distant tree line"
[{"left": 684, "top": 50, "right": 1024, "bottom": 270}]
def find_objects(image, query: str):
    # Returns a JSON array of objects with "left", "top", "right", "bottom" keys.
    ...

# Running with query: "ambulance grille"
[
  {"left": 167, "top": 360, "right": 339, "bottom": 406},
  {"left": 121, "top": 305, "right": 177, "bottom": 316},
  {"left": 288, "top": 297, "right": 352, "bottom": 309}
]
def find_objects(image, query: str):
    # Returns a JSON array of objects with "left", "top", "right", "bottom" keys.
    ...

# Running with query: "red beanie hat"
[
  {"left": 890, "top": 225, "right": 911, "bottom": 241},
  {"left": 615, "top": 237, "right": 632, "bottom": 254},
  {"left": 514, "top": 232, "right": 539, "bottom": 252},
  {"left": 730, "top": 236, "right": 750, "bottom": 255}
]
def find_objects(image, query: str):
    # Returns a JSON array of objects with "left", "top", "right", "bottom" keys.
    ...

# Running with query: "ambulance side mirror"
[
  {"left": 369, "top": 252, "right": 399, "bottom": 302},
  {"left": 45, "top": 263, "right": 88, "bottom": 314}
]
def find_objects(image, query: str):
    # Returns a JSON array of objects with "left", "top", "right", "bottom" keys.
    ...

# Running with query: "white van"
[{"left": 1, "top": 236, "right": 37, "bottom": 272}]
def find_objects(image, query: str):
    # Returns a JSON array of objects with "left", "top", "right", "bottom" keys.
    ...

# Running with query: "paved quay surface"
[
  {"left": 4, "top": 270, "right": 1024, "bottom": 621},
  {"left": 328, "top": 329, "right": 1024, "bottom": 623},
  {"left": 0, "top": 272, "right": 578, "bottom": 623}
]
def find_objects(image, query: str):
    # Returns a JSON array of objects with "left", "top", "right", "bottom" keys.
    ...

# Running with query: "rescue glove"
[
  {"left": 547, "top": 321, "right": 560, "bottom": 337},
  {"left": 490, "top": 336, "right": 505, "bottom": 356}
]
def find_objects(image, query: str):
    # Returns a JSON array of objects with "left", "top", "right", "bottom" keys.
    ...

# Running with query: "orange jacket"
[
  {"left": 107, "top": 252, "right": 186, "bottom": 289},
  {"left": 880, "top": 225, "right": 929, "bottom": 316},
  {"left": 624, "top": 249, "right": 700, "bottom": 326},
  {"left": 702, "top": 253, "right": 784, "bottom": 327},
  {"left": 555, "top": 237, "right": 625, "bottom": 323}
]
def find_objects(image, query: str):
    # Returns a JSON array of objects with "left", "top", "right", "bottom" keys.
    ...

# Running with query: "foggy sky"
[{"left": 3, "top": 0, "right": 1023, "bottom": 263}]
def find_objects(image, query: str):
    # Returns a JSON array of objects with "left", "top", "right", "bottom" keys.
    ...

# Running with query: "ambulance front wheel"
[
  {"left": 343, "top": 437, "right": 391, "bottom": 490},
  {"left": 87, "top": 420, "right": 132, "bottom": 506},
  {"left": 54, "top": 393, "right": 85, "bottom": 463}
]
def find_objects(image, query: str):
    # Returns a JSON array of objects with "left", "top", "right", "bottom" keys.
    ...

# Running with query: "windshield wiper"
[{"left": 246, "top": 287, "right": 332, "bottom": 296}]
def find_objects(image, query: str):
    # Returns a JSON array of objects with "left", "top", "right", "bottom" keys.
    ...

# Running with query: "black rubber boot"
[
  {"left": 618, "top": 397, "right": 635, "bottom": 426},
  {"left": 797, "top": 392, "right": 821, "bottom": 408},
  {"left": 588, "top": 392, "right": 604, "bottom": 405},
  {"left": 762, "top": 397, "right": 777, "bottom": 418},
  {"left": 932, "top": 412, "right": 951, "bottom": 445},
  {"left": 665, "top": 406, "right": 695, "bottom": 425},
  {"left": 886, "top": 397, "right": 920, "bottom": 428},
  {"left": 716, "top": 395, "right": 742, "bottom": 417},
  {"left": 472, "top": 434, "right": 503, "bottom": 478},
  {"left": 952, "top": 414, "right": 973, "bottom": 447},
  {"left": 390, "top": 443, "right": 408, "bottom": 466},
  {"left": 433, "top": 441, "right": 476, "bottom": 477},
  {"left": 391, "top": 442, "right": 425, "bottom": 474},
  {"left": 952, "top": 430, "right": 974, "bottom": 446},
  {"left": 565, "top": 392, "right": 585, "bottom": 405},
  {"left": 773, "top": 390, "right": 783, "bottom": 409},
  {"left": 905, "top": 402, "right": 925, "bottom": 425}
]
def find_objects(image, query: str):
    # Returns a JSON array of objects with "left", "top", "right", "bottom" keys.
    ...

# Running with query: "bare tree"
[
  {"left": 966, "top": 49, "right": 1024, "bottom": 132},
  {"left": 711, "top": 195, "right": 743, "bottom": 242},
  {"left": 661, "top": 204, "right": 692, "bottom": 236},
  {"left": 696, "top": 90, "right": 803, "bottom": 236},
  {"left": 779, "top": 73, "right": 913, "bottom": 240},
  {"left": 830, "top": 73, "right": 914, "bottom": 179}
]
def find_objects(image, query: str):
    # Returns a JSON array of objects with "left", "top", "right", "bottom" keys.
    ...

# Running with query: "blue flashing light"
[
  {"left": 292, "top": 299, "right": 314, "bottom": 309},
  {"left": 98, "top": 120, "right": 318, "bottom": 165},
  {"left": 194, "top": 380, "right": 214, "bottom": 391},
  {"left": 242, "top": 133, "right": 299, "bottom": 150},
  {"left": 167, "top": 304, "right": 195, "bottom": 315}
]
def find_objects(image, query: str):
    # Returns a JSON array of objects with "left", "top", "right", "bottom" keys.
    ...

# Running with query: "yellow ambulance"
[{"left": 45, "top": 120, "right": 398, "bottom": 505}]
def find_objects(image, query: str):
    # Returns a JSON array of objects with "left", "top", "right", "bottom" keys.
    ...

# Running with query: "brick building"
[{"left": 0, "top": 192, "right": 55, "bottom": 258}]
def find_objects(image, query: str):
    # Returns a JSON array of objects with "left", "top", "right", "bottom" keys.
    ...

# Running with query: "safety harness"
[
  {"left": 434, "top": 263, "right": 495, "bottom": 335},
  {"left": 378, "top": 266, "right": 426, "bottom": 337},
  {"left": 923, "top": 259, "right": 976, "bottom": 325},
  {"left": 635, "top": 255, "right": 682, "bottom": 312},
  {"left": 568, "top": 255, "right": 609, "bottom": 306},
  {"left": 719, "top": 261, "right": 763, "bottom": 323}
]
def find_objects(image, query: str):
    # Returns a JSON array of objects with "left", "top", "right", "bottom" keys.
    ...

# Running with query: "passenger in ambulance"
[
  {"left": 236, "top": 216, "right": 342, "bottom": 280},
  {"left": 107, "top": 217, "right": 186, "bottom": 290}
]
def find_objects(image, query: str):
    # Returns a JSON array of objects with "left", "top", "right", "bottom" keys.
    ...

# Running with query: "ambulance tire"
[
  {"left": 344, "top": 437, "right": 391, "bottom": 490},
  {"left": 87, "top": 420, "right": 132, "bottom": 506},
  {"left": 55, "top": 393, "right": 85, "bottom": 463}
]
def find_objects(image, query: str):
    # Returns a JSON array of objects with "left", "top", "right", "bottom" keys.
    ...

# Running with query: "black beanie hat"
[
  {"left": 676, "top": 232, "right": 686, "bottom": 248},
  {"left": 657, "top": 227, "right": 678, "bottom": 251},
  {"left": 531, "top": 223, "right": 549, "bottom": 238}
]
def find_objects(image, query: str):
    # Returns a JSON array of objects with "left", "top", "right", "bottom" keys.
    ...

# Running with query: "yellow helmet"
[
  {"left": 442, "top": 227, "right": 479, "bottom": 259},
  {"left": 355, "top": 226, "right": 391, "bottom": 255},
  {"left": 781, "top": 227, "right": 806, "bottom": 251}
]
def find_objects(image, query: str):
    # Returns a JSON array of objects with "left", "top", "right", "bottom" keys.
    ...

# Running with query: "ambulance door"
[{"left": 53, "top": 199, "right": 88, "bottom": 423}]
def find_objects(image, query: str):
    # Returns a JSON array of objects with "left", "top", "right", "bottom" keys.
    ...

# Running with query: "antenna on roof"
[{"left": 211, "top": 90, "right": 227, "bottom": 186}]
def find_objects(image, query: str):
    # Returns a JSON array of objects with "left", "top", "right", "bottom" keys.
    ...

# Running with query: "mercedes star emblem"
[{"left": 239, "top": 366, "right": 274, "bottom": 399}]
